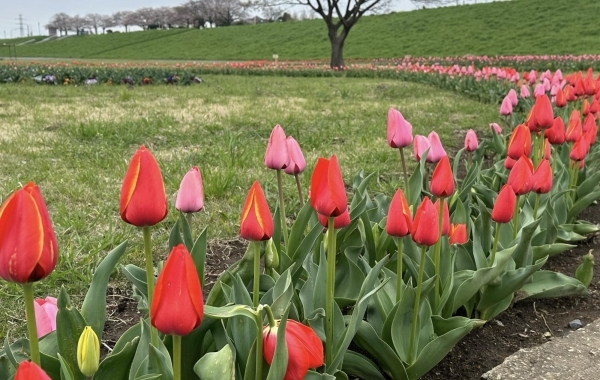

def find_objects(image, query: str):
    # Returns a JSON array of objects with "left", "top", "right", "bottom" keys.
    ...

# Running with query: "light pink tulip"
[
  {"left": 34, "top": 297, "right": 58, "bottom": 338},
  {"left": 534, "top": 83, "right": 546, "bottom": 98},
  {"left": 284, "top": 137, "right": 306, "bottom": 175},
  {"left": 507, "top": 89, "right": 518, "bottom": 107},
  {"left": 175, "top": 166, "right": 204, "bottom": 213},
  {"left": 520, "top": 85, "right": 530, "bottom": 99},
  {"left": 413, "top": 135, "right": 430, "bottom": 161},
  {"left": 427, "top": 131, "right": 447, "bottom": 163},
  {"left": 264, "top": 124, "right": 289, "bottom": 170},
  {"left": 489, "top": 123, "right": 503, "bottom": 134},
  {"left": 464, "top": 129, "right": 478, "bottom": 152},
  {"left": 500, "top": 96, "right": 513, "bottom": 116},
  {"left": 386, "top": 108, "right": 413, "bottom": 148},
  {"left": 542, "top": 78, "right": 551, "bottom": 92}
]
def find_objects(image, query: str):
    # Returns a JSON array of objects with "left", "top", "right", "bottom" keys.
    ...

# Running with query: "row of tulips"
[{"left": 1, "top": 64, "right": 599, "bottom": 380}]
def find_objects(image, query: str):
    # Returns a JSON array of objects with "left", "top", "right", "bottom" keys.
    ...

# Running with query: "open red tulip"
[
  {"left": 385, "top": 189, "right": 412, "bottom": 237},
  {"left": 309, "top": 156, "right": 347, "bottom": 217},
  {"left": 240, "top": 181, "right": 274, "bottom": 241}
]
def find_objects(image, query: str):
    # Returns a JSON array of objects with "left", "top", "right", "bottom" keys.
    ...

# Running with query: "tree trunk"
[{"left": 328, "top": 27, "right": 346, "bottom": 68}]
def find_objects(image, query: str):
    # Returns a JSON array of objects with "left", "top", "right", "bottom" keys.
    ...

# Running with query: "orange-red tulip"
[
  {"left": 310, "top": 156, "right": 347, "bottom": 217},
  {"left": 583, "top": 99, "right": 591, "bottom": 117},
  {"left": 504, "top": 156, "right": 517, "bottom": 170},
  {"left": 491, "top": 185, "right": 517, "bottom": 224},
  {"left": 0, "top": 182, "right": 57, "bottom": 284},
  {"left": 533, "top": 94, "right": 554, "bottom": 129},
  {"left": 570, "top": 136, "right": 590, "bottom": 162},
  {"left": 263, "top": 320, "right": 324, "bottom": 380},
  {"left": 532, "top": 159, "right": 552, "bottom": 194},
  {"left": 318, "top": 209, "right": 350, "bottom": 229},
  {"left": 583, "top": 113, "right": 596, "bottom": 133},
  {"left": 385, "top": 189, "right": 412, "bottom": 237},
  {"left": 564, "top": 84, "right": 577, "bottom": 102},
  {"left": 449, "top": 224, "right": 467, "bottom": 245},
  {"left": 584, "top": 122, "right": 598, "bottom": 146},
  {"left": 120, "top": 145, "right": 168, "bottom": 227},
  {"left": 544, "top": 139, "right": 551, "bottom": 160},
  {"left": 150, "top": 244, "right": 203, "bottom": 336},
  {"left": 507, "top": 124, "right": 532, "bottom": 160},
  {"left": 583, "top": 70, "right": 596, "bottom": 96},
  {"left": 411, "top": 197, "right": 439, "bottom": 246},
  {"left": 240, "top": 181, "right": 273, "bottom": 241},
  {"left": 555, "top": 87, "right": 567, "bottom": 108},
  {"left": 434, "top": 198, "right": 450, "bottom": 236},
  {"left": 545, "top": 117, "right": 565, "bottom": 145},
  {"left": 15, "top": 361, "right": 51, "bottom": 380},
  {"left": 430, "top": 156, "right": 454, "bottom": 198},
  {"left": 507, "top": 156, "right": 533, "bottom": 195},
  {"left": 566, "top": 110, "right": 583, "bottom": 142}
]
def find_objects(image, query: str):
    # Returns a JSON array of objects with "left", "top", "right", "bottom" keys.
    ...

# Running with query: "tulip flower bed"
[{"left": 0, "top": 67, "right": 599, "bottom": 380}]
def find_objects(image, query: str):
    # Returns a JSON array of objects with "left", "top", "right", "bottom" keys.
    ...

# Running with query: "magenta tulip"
[
  {"left": 387, "top": 108, "right": 413, "bottom": 148},
  {"left": 284, "top": 137, "right": 306, "bottom": 175},
  {"left": 175, "top": 166, "right": 204, "bottom": 213}
]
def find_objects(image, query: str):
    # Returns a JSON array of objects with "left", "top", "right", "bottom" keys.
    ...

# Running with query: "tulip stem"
[
  {"left": 396, "top": 237, "right": 403, "bottom": 304},
  {"left": 408, "top": 245, "right": 427, "bottom": 365},
  {"left": 265, "top": 305, "right": 277, "bottom": 327},
  {"left": 185, "top": 212, "right": 193, "bottom": 233},
  {"left": 277, "top": 169, "right": 289, "bottom": 248},
  {"left": 255, "top": 310, "right": 264, "bottom": 380},
  {"left": 511, "top": 196, "right": 520, "bottom": 241},
  {"left": 253, "top": 241, "right": 261, "bottom": 308},
  {"left": 433, "top": 198, "right": 444, "bottom": 311},
  {"left": 533, "top": 193, "right": 541, "bottom": 220},
  {"left": 172, "top": 335, "right": 181, "bottom": 380},
  {"left": 294, "top": 174, "right": 304, "bottom": 207},
  {"left": 399, "top": 148, "right": 410, "bottom": 202},
  {"left": 23, "top": 283, "right": 40, "bottom": 366},
  {"left": 325, "top": 217, "right": 336, "bottom": 370},
  {"left": 143, "top": 226, "right": 159, "bottom": 348},
  {"left": 490, "top": 222, "right": 501, "bottom": 266}
]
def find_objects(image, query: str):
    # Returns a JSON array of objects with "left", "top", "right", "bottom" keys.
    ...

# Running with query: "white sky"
[{"left": 0, "top": 0, "right": 418, "bottom": 38}]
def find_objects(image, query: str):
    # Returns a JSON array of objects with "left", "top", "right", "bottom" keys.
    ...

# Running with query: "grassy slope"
[{"left": 2, "top": 0, "right": 599, "bottom": 60}]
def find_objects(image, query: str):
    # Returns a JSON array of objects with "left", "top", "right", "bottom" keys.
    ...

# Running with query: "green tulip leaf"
[
  {"left": 567, "top": 189, "right": 600, "bottom": 222},
  {"left": 121, "top": 264, "right": 149, "bottom": 299},
  {"left": 334, "top": 252, "right": 366, "bottom": 306},
  {"left": 532, "top": 243, "right": 576, "bottom": 261},
  {"left": 272, "top": 205, "right": 282, "bottom": 260},
  {"left": 94, "top": 338, "right": 139, "bottom": 380},
  {"left": 147, "top": 344, "right": 173, "bottom": 380},
  {"left": 342, "top": 350, "right": 386, "bottom": 380},
  {"left": 168, "top": 219, "right": 184, "bottom": 249},
  {"left": 517, "top": 271, "right": 588, "bottom": 300},
  {"left": 304, "top": 371, "right": 337, "bottom": 379},
  {"left": 227, "top": 275, "right": 255, "bottom": 374},
  {"left": 408, "top": 149, "right": 427, "bottom": 206},
  {"left": 190, "top": 227, "right": 207, "bottom": 289},
  {"left": 56, "top": 288, "right": 86, "bottom": 380},
  {"left": 572, "top": 221, "right": 600, "bottom": 236},
  {"left": 353, "top": 321, "right": 408, "bottom": 380},
  {"left": 0, "top": 357, "right": 14, "bottom": 379},
  {"left": 576, "top": 171, "right": 600, "bottom": 199},
  {"left": 57, "top": 353, "right": 75, "bottom": 380},
  {"left": 287, "top": 201, "right": 317, "bottom": 260},
  {"left": 133, "top": 375, "right": 162, "bottom": 380},
  {"left": 193, "top": 344, "right": 235, "bottom": 380}
]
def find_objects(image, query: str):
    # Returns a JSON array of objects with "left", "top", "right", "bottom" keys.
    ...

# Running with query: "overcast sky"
[{"left": 0, "top": 0, "right": 418, "bottom": 38}]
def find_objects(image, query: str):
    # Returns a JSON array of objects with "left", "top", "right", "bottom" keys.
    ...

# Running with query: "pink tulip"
[
  {"left": 520, "top": 85, "right": 530, "bottom": 99},
  {"left": 464, "top": 129, "right": 478, "bottom": 152},
  {"left": 34, "top": 296, "right": 58, "bottom": 338},
  {"left": 534, "top": 83, "right": 546, "bottom": 98},
  {"left": 175, "top": 166, "right": 204, "bottom": 213},
  {"left": 264, "top": 124, "right": 289, "bottom": 170},
  {"left": 427, "top": 131, "right": 447, "bottom": 163},
  {"left": 413, "top": 135, "right": 430, "bottom": 161},
  {"left": 387, "top": 108, "right": 413, "bottom": 148},
  {"left": 284, "top": 137, "right": 306, "bottom": 175},
  {"left": 507, "top": 89, "right": 518, "bottom": 106},
  {"left": 489, "top": 123, "right": 503, "bottom": 134},
  {"left": 500, "top": 96, "right": 513, "bottom": 116}
]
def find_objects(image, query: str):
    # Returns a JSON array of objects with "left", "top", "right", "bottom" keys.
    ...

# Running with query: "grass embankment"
[
  {"left": 0, "top": 76, "right": 498, "bottom": 338},
  {"left": 1, "top": 0, "right": 599, "bottom": 60}
]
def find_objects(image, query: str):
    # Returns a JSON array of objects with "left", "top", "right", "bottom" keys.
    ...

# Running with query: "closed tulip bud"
[
  {"left": 77, "top": 326, "right": 100, "bottom": 377},
  {"left": 575, "top": 250, "right": 594, "bottom": 287},
  {"left": 413, "top": 135, "right": 430, "bottom": 161},
  {"left": 525, "top": 107, "right": 540, "bottom": 133},
  {"left": 264, "top": 124, "right": 289, "bottom": 170},
  {"left": 434, "top": 198, "right": 450, "bottom": 236},
  {"left": 283, "top": 137, "right": 306, "bottom": 175},
  {"left": 492, "top": 185, "right": 516, "bottom": 223},
  {"left": 520, "top": 85, "right": 530, "bottom": 99},
  {"left": 449, "top": 223, "right": 467, "bottom": 245},
  {"left": 150, "top": 244, "right": 204, "bottom": 336},
  {"left": 464, "top": 129, "right": 478, "bottom": 152},
  {"left": 533, "top": 83, "right": 545, "bottom": 98},
  {"left": 574, "top": 76, "right": 585, "bottom": 97},
  {"left": 34, "top": 297, "right": 58, "bottom": 338},
  {"left": 583, "top": 113, "right": 596, "bottom": 133},
  {"left": 564, "top": 84, "right": 577, "bottom": 102},
  {"left": 507, "top": 124, "right": 532, "bottom": 160},
  {"left": 590, "top": 99, "right": 600, "bottom": 115},
  {"left": 0, "top": 182, "right": 57, "bottom": 284},
  {"left": 411, "top": 197, "right": 439, "bottom": 246},
  {"left": 385, "top": 189, "right": 412, "bottom": 237},
  {"left": 544, "top": 139, "right": 551, "bottom": 160},
  {"left": 387, "top": 108, "right": 413, "bottom": 148},
  {"left": 545, "top": 117, "right": 566, "bottom": 145},
  {"left": 532, "top": 159, "right": 552, "bottom": 194},
  {"left": 583, "top": 99, "right": 591, "bottom": 117},
  {"left": 583, "top": 73, "right": 596, "bottom": 96},
  {"left": 264, "top": 238, "right": 279, "bottom": 269},
  {"left": 14, "top": 361, "right": 51, "bottom": 380},
  {"left": 430, "top": 156, "right": 454, "bottom": 198},
  {"left": 533, "top": 94, "right": 554, "bottom": 129},
  {"left": 310, "top": 156, "right": 347, "bottom": 217},
  {"left": 555, "top": 87, "right": 567, "bottom": 108},
  {"left": 499, "top": 96, "right": 513, "bottom": 116},
  {"left": 263, "top": 320, "right": 324, "bottom": 380},
  {"left": 175, "top": 166, "right": 204, "bottom": 213},
  {"left": 584, "top": 123, "right": 598, "bottom": 146},
  {"left": 507, "top": 89, "right": 518, "bottom": 106},
  {"left": 507, "top": 156, "right": 534, "bottom": 195},
  {"left": 240, "top": 181, "right": 274, "bottom": 241},
  {"left": 504, "top": 156, "right": 517, "bottom": 170},
  {"left": 566, "top": 110, "right": 583, "bottom": 142},
  {"left": 317, "top": 209, "right": 350, "bottom": 229},
  {"left": 570, "top": 135, "right": 590, "bottom": 162},
  {"left": 427, "top": 131, "right": 447, "bottom": 163},
  {"left": 120, "top": 145, "right": 168, "bottom": 227},
  {"left": 489, "top": 123, "right": 503, "bottom": 134}
]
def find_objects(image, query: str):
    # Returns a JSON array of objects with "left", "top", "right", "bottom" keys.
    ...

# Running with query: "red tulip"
[
  {"left": 590, "top": 99, "right": 600, "bottom": 115},
  {"left": 583, "top": 71, "right": 596, "bottom": 96},
  {"left": 0, "top": 182, "right": 57, "bottom": 284},
  {"left": 583, "top": 99, "right": 591, "bottom": 117},
  {"left": 507, "top": 124, "right": 532, "bottom": 160},
  {"left": 583, "top": 113, "right": 596, "bottom": 133},
  {"left": 264, "top": 125, "right": 289, "bottom": 170},
  {"left": 413, "top": 135, "right": 430, "bottom": 161},
  {"left": 574, "top": 75, "right": 585, "bottom": 97},
  {"left": 385, "top": 189, "right": 412, "bottom": 237},
  {"left": 14, "top": 361, "right": 51, "bottom": 380},
  {"left": 566, "top": 110, "right": 583, "bottom": 142},
  {"left": 555, "top": 87, "right": 567, "bottom": 108},
  {"left": 464, "top": 129, "right": 478, "bottom": 152},
  {"left": 570, "top": 136, "right": 590, "bottom": 161},
  {"left": 504, "top": 156, "right": 517, "bottom": 170},
  {"left": 434, "top": 198, "right": 450, "bottom": 236},
  {"left": 34, "top": 296, "right": 58, "bottom": 338},
  {"left": 284, "top": 137, "right": 306, "bottom": 175},
  {"left": 150, "top": 244, "right": 203, "bottom": 336},
  {"left": 525, "top": 107, "right": 540, "bottom": 133},
  {"left": 430, "top": 156, "right": 454, "bottom": 198},
  {"left": 427, "top": 132, "right": 447, "bottom": 163},
  {"left": 240, "top": 181, "right": 273, "bottom": 241},
  {"left": 309, "top": 156, "right": 347, "bottom": 217},
  {"left": 507, "top": 156, "right": 533, "bottom": 195},
  {"left": 533, "top": 94, "right": 554, "bottom": 129},
  {"left": 532, "top": 159, "right": 552, "bottom": 194},
  {"left": 545, "top": 117, "right": 566, "bottom": 145},
  {"left": 449, "top": 224, "right": 467, "bottom": 245},
  {"left": 318, "top": 209, "right": 350, "bottom": 229},
  {"left": 544, "top": 139, "right": 551, "bottom": 160},
  {"left": 564, "top": 84, "right": 577, "bottom": 102},
  {"left": 120, "top": 145, "right": 168, "bottom": 227},
  {"left": 411, "top": 197, "right": 439, "bottom": 246},
  {"left": 175, "top": 166, "right": 204, "bottom": 213},
  {"left": 584, "top": 122, "right": 598, "bottom": 146},
  {"left": 387, "top": 108, "right": 413, "bottom": 148},
  {"left": 263, "top": 320, "right": 323, "bottom": 380},
  {"left": 491, "top": 185, "right": 516, "bottom": 223}
]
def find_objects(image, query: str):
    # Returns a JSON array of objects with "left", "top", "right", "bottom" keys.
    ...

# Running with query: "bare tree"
[
  {"left": 113, "top": 11, "right": 133, "bottom": 32},
  {"left": 48, "top": 13, "right": 71, "bottom": 36},
  {"left": 260, "top": 0, "right": 393, "bottom": 67},
  {"left": 213, "top": 0, "right": 251, "bottom": 26},
  {"left": 70, "top": 15, "right": 89, "bottom": 35},
  {"left": 99, "top": 15, "right": 116, "bottom": 33},
  {"left": 86, "top": 13, "right": 103, "bottom": 34},
  {"left": 410, "top": 0, "right": 478, "bottom": 7}
]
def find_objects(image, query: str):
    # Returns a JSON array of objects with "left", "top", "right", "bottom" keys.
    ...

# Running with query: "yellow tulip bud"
[{"left": 77, "top": 326, "right": 100, "bottom": 377}]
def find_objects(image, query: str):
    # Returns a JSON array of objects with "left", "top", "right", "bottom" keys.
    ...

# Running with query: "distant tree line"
[{"left": 45, "top": 0, "right": 318, "bottom": 35}]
